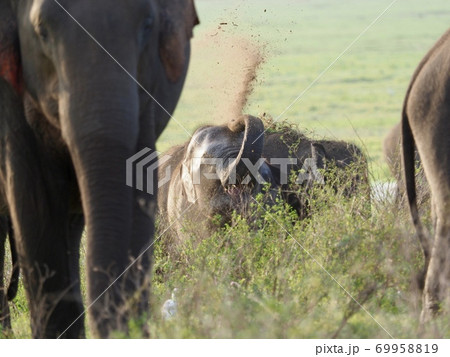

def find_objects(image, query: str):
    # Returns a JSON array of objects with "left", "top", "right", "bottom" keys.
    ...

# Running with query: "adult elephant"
[
  {"left": 0, "top": 0, "right": 198, "bottom": 338},
  {"left": 402, "top": 28, "right": 450, "bottom": 323},
  {"left": 0, "top": 216, "right": 19, "bottom": 332}
]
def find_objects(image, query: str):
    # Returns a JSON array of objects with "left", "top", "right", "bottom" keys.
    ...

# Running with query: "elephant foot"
[{"left": 420, "top": 295, "right": 441, "bottom": 327}]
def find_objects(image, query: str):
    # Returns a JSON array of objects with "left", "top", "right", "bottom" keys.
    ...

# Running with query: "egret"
[{"left": 161, "top": 288, "right": 178, "bottom": 320}]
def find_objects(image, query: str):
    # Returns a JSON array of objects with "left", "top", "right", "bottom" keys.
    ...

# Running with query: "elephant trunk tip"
[{"left": 227, "top": 114, "right": 247, "bottom": 133}]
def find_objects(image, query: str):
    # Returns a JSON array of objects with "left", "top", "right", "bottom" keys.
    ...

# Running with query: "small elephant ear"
[
  {"left": 300, "top": 142, "right": 326, "bottom": 186},
  {"left": 181, "top": 160, "right": 197, "bottom": 203},
  {"left": 0, "top": 1, "right": 22, "bottom": 95},
  {"left": 311, "top": 142, "right": 327, "bottom": 170},
  {"left": 158, "top": 0, "right": 199, "bottom": 83}
]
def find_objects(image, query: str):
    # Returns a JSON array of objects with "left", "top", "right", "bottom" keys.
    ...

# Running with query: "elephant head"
[
  {"left": 178, "top": 114, "right": 268, "bottom": 227},
  {"left": 0, "top": 0, "right": 198, "bottom": 338}
]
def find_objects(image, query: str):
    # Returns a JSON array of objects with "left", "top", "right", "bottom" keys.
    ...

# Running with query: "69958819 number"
[{"left": 375, "top": 344, "right": 438, "bottom": 354}]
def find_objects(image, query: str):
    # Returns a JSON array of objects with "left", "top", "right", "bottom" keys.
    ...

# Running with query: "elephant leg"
[
  {"left": 418, "top": 147, "right": 450, "bottom": 323},
  {"left": 10, "top": 199, "right": 86, "bottom": 338},
  {"left": 126, "top": 191, "right": 155, "bottom": 332},
  {"left": 60, "top": 214, "right": 85, "bottom": 338},
  {"left": 0, "top": 217, "right": 11, "bottom": 332},
  {"left": 3, "top": 130, "right": 84, "bottom": 337},
  {"left": 421, "top": 209, "right": 450, "bottom": 323},
  {"left": 9, "top": 197, "right": 86, "bottom": 338}
]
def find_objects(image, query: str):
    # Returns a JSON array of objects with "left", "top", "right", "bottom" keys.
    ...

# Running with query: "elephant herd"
[{"left": 0, "top": 0, "right": 448, "bottom": 338}]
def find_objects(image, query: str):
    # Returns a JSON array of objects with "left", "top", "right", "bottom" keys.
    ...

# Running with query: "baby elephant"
[
  {"left": 158, "top": 115, "right": 270, "bottom": 245},
  {"left": 157, "top": 115, "right": 368, "bottom": 245}
]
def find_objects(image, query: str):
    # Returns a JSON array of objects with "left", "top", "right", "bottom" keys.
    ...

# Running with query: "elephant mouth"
[
  {"left": 225, "top": 184, "right": 244, "bottom": 199},
  {"left": 223, "top": 184, "right": 253, "bottom": 207}
]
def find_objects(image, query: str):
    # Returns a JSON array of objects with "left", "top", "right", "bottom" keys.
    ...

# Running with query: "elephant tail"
[
  {"left": 401, "top": 105, "right": 430, "bottom": 270},
  {"left": 7, "top": 221, "right": 19, "bottom": 301}
]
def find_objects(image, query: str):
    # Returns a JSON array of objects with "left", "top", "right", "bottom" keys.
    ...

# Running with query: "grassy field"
[
  {"left": 159, "top": 0, "right": 449, "bottom": 180},
  {"left": 3, "top": 0, "right": 450, "bottom": 339}
]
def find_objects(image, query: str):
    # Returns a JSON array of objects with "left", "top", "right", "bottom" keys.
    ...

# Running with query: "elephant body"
[
  {"left": 0, "top": 0, "right": 198, "bottom": 338},
  {"left": 402, "top": 28, "right": 450, "bottom": 322},
  {"left": 158, "top": 116, "right": 368, "bottom": 246},
  {"left": 158, "top": 115, "right": 268, "bottom": 245}
]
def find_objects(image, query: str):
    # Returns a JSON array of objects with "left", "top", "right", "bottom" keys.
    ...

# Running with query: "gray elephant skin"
[
  {"left": 0, "top": 0, "right": 198, "bottom": 338},
  {"left": 158, "top": 115, "right": 268, "bottom": 246},
  {"left": 158, "top": 115, "right": 368, "bottom": 246},
  {"left": 402, "top": 28, "right": 450, "bottom": 323}
]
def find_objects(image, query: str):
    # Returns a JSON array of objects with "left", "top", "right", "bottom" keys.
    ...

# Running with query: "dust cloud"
[{"left": 188, "top": 27, "right": 265, "bottom": 124}]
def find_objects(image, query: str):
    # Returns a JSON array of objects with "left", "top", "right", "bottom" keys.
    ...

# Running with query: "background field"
[
  {"left": 159, "top": 0, "right": 449, "bottom": 180},
  {"left": 3, "top": 0, "right": 450, "bottom": 339}
]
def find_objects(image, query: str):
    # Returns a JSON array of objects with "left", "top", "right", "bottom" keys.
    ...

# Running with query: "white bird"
[{"left": 161, "top": 288, "right": 178, "bottom": 321}]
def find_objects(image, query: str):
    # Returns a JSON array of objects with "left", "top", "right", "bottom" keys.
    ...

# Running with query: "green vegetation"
[
  {"left": 4, "top": 177, "right": 449, "bottom": 338},
  {"left": 149, "top": 183, "right": 448, "bottom": 338},
  {"left": 2, "top": 0, "right": 449, "bottom": 339}
]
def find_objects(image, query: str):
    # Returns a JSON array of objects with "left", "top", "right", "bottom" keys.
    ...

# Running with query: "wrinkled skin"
[
  {"left": 402, "top": 29, "right": 450, "bottom": 323},
  {"left": 158, "top": 115, "right": 268, "bottom": 244},
  {"left": 383, "top": 122, "right": 429, "bottom": 206},
  {"left": 0, "top": 0, "right": 198, "bottom": 338}
]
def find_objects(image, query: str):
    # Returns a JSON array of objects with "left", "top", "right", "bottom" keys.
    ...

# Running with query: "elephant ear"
[
  {"left": 0, "top": 1, "right": 22, "bottom": 95},
  {"left": 181, "top": 160, "right": 197, "bottom": 203},
  {"left": 300, "top": 143, "right": 326, "bottom": 187},
  {"left": 158, "top": 0, "right": 199, "bottom": 83},
  {"left": 311, "top": 142, "right": 327, "bottom": 170}
]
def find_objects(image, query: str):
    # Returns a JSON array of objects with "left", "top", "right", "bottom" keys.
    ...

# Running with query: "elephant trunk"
[
  {"left": 59, "top": 72, "right": 141, "bottom": 337},
  {"left": 220, "top": 114, "right": 265, "bottom": 186}
]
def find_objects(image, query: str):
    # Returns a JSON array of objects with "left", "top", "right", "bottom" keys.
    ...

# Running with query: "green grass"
[
  {"left": 2, "top": 0, "right": 450, "bottom": 339},
  {"left": 4, "top": 183, "right": 449, "bottom": 338},
  {"left": 149, "top": 179, "right": 448, "bottom": 338}
]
